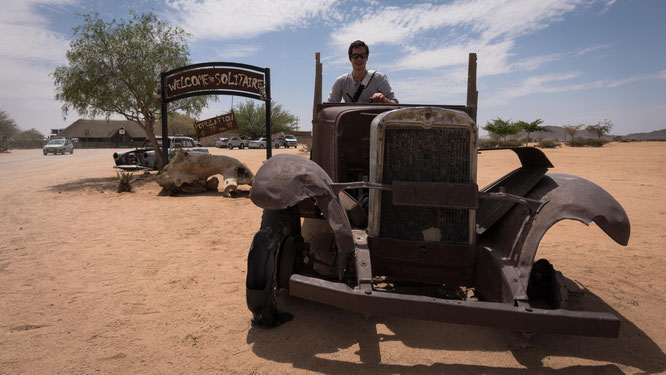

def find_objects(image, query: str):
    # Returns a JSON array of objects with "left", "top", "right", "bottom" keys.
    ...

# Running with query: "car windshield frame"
[{"left": 48, "top": 139, "right": 65, "bottom": 145}]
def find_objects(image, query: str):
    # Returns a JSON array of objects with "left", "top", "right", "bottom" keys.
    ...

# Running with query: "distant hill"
[
  {"left": 623, "top": 129, "right": 666, "bottom": 140},
  {"left": 485, "top": 126, "right": 666, "bottom": 141}
]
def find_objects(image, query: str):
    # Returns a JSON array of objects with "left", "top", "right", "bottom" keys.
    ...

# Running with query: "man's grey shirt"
[{"left": 327, "top": 71, "right": 398, "bottom": 103}]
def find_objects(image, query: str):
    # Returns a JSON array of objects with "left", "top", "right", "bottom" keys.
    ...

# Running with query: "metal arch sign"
[
  {"left": 160, "top": 62, "right": 272, "bottom": 164},
  {"left": 165, "top": 68, "right": 266, "bottom": 100}
]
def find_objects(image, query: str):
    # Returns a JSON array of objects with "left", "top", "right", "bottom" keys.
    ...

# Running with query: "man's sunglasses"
[{"left": 349, "top": 53, "right": 368, "bottom": 59}]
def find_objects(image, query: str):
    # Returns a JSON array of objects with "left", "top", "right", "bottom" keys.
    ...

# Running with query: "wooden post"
[
  {"left": 313, "top": 52, "right": 322, "bottom": 124},
  {"left": 466, "top": 53, "right": 478, "bottom": 122}
]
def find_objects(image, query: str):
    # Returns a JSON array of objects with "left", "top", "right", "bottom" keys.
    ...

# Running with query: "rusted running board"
[{"left": 290, "top": 274, "right": 620, "bottom": 338}]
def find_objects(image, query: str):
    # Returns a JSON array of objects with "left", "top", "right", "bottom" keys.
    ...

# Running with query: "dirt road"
[{"left": 1, "top": 143, "right": 665, "bottom": 374}]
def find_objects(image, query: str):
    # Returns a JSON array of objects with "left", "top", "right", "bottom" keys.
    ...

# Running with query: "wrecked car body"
[
  {"left": 113, "top": 136, "right": 209, "bottom": 171},
  {"left": 245, "top": 53, "right": 630, "bottom": 337}
]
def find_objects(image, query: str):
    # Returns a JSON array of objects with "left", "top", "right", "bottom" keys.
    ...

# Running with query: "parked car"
[
  {"left": 113, "top": 136, "right": 209, "bottom": 171},
  {"left": 245, "top": 53, "right": 631, "bottom": 338},
  {"left": 215, "top": 137, "right": 229, "bottom": 148},
  {"left": 227, "top": 136, "right": 250, "bottom": 149},
  {"left": 275, "top": 134, "right": 298, "bottom": 148},
  {"left": 248, "top": 137, "right": 276, "bottom": 149},
  {"left": 43, "top": 138, "right": 73, "bottom": 155}
]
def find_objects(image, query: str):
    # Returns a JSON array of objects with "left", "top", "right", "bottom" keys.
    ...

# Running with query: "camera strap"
[{"left": 350, "top": 70, "right": 376, "bottom": 103}]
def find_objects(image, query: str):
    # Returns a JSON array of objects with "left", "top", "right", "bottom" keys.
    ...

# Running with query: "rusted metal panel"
[
  {"left": 392, "top": 181, "right": 478, "bottom": 209},
  {"left": 368, "top": 236, "right": 476, "bottom": 285},
  {"left": 289, "top": 274, "right": 621, "bottom": 337},
  {"left": 480, "top": 173, "right": 631, "bottom": 286}
]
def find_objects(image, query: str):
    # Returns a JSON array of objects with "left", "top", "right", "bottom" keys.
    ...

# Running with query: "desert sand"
[{"left": 1, "top": 142, "right": 665, "bottom": 374}]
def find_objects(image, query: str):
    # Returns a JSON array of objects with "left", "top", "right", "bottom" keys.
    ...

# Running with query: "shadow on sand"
[
  {"left": 46, "top": 173, "right": 251, "bottom": 199},
  {"left": 247, "top": 278, "right": 666, "bottom": 374},
  {"left": 47, "top": 172, "right": 156, "bottom": 193}
]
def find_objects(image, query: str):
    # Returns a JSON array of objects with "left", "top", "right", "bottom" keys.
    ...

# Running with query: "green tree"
[
  {"left": 167, "top": 113, "right": 197, "bottom": 137},
  {"left": 516, "top": 118, "right": 549, "bottom": 146},
  {"left": 16, "top": 128, "right": 45, "bottom": 141},
  {"left": 482, "top": 117, "right": 520, "bottom": 141},
  {"left": 0, "top": 110, "right": 19, "bottom": 139},
  {"left": 0, "top": 110, "right": 19, "bottom": 152},
  {"left": 563, "top": 124, "right": 584, "bottom": 142},
  {"left": 586, "top": 119, "right": 614, "bottom": 139},
  {"left": 52, "top": 11, "right": 209, "bottom": 168},
  {"left": 234, "top": 100, "right": 298, "bottom": 139}
]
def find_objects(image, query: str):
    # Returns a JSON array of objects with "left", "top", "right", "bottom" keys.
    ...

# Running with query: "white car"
[
  {"left": 276, "top": 135, "right": 298, "bottom": 148},
  {"left": 215, "top": 137, "right": 229, "bottom": 148},
  {"left": 248, "top": 137, "right": 277, "bottom": 149},
  {"left": 43, "top": 138, "right": 74, "bottom": 155},
  {"left": 113, "top": 136, "right": 209, "bottom": 171}
]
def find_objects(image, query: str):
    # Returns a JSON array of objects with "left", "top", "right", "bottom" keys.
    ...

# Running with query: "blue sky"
[{"left": 1, "top": 0, "right": 665, "bottom": 137}]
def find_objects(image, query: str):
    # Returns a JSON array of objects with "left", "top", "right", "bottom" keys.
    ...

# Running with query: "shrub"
[
  {"left": 479, "top": 139, "right": 499, "bottom": 148},
  {"left": 497, "top": 139, "right": 523, "bottom": 148},
  {"left": 537, "top": 139, "right": 561, "bottom": 148},
  {"left": 116, "top": 171, "right": 135, "bottom": 193},
  {"left": 569, "top": 137, "right": 608, "bottom": 147}
]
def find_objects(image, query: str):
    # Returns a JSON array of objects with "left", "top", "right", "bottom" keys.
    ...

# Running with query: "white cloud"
[
  {"left": 607, "top": 70, "right": 666, "bottom": 88},
  {"left": 328, "top": 0, "right": 596, "bottom": 80},
  {"left": 0, "top": 0, "right": 72, "bottom": 64},
  {"left": 330, "top": 0, "right": 585, "bottom": 49},
  {"left": 166, "top": 0, "right": 336, "bottom": 40}
]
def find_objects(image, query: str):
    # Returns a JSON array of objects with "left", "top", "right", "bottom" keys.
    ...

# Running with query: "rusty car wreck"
[{"left": 245, "top": 53, "right": 630, "bottom": 337}]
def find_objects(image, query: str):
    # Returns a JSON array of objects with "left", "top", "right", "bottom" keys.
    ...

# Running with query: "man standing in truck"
[{"left": 328, "top": 40, "right": 398, "bottom": 104}]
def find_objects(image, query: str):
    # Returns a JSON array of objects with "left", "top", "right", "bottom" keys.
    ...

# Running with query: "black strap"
[{"left": 349, "top": 71, "right": 376, "bottom": 103}]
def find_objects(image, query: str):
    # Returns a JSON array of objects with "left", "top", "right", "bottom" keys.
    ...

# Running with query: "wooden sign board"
[
  {"left": 193, "top": 111, "right": 237, "bottom": 138},
  {"left": 166, "top": 68, "right": 265, "bottom": 99}
]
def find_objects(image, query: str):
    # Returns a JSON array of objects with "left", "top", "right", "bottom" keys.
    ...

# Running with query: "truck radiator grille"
[{"left": 380, "top": 127, "right": 471, "bottom": 243}]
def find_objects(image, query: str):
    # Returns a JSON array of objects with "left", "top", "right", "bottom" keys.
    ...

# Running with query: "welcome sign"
[
  {"left": 160, "top": 62, "right": 273, "bottom": 162},
  {"left": 166, "top": 68, "right": 265, "bottom": 99}
]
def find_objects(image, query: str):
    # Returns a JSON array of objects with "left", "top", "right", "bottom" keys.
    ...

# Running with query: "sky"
[{"left": 1, "top": 0, "right": 665, "bottom": 137}]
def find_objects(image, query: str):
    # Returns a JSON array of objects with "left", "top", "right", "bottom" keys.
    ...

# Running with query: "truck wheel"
[
  {"left": 240, "top": 143, "right": 244, "bottom": 149},
  {"left": 246, "top": 207, "right": 301, "bottom": 327}
]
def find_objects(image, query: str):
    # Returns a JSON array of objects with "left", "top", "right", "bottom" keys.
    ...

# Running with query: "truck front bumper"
[{"left": 289, "top": 274, "right": 620, "bottom": 338}]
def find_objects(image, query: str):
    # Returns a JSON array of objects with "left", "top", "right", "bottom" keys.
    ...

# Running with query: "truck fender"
[
  {"left": 481, "top": 173, "right": 630, "bottom": 286},
  {"left": 250, "top": 154, "right": 354, "bottom": 280}
]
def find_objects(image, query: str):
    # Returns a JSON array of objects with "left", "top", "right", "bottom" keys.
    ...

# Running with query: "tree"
[
  {"left": 234, "top": 100, "right": 298, "bottom": 139},
  {"left": 52, "top": 12, "right": 209, "bottom": 168},
  {"left": 563, "top": 124, "right": 584, "bottom": 142},
  {"left": 482, "top": 117, "right": 520, "bottom": 141},
  {"left": 586, "top": 119, "right": 614, "bottom": 139},
  {"left": 16, "top": 128, "right": 45, "bottom": 141},
  {"left": 516, "top": 118, "right": 549, "bottom": 146},
  {"left": 167, "top": 113, "right": 197, "bottom": 138},
  {"left": 0, "top": 110, "right": 19, "bottom": 139}
]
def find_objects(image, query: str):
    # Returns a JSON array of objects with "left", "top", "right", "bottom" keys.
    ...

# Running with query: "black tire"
[
  {"left": 240, "top": 143, "right": 244, "bottom": 150},
  {"left": 228, "top": 144, "right": 233, "bottom": 149},
  {"left": 246, "top": 206, "right": 301, "bottom": 327},
  {"left": 70, "top": 149, "right": 74, "bottom": 154},
  {"left": 260, "top": 144, "right": 265, "bottom": 149}
]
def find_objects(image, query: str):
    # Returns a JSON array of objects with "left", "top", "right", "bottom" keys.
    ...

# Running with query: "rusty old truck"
[{"left": 245, "top": 53, "right": 630, "bottom": 337}]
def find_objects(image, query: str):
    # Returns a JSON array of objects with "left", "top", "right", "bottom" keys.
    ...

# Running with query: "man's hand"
[
  {"left": 370, "top": 92, "right": 395, "bottom": 103},
  {"left": 370, "top": 92, "right": 386, "bottom": 103}
]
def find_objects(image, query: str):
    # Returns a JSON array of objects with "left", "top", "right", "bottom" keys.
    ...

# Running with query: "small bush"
[
  {"left": 479, "top": 139, "right": 499, "bottom": 148},
  {"left": 116, "top": 171, "right": 135, "bottom": 193},
  {"left": 537, "top": 139, "right": 561, "bottom": 148},
  {"left": 497, "top": 139, "right": 523, "bottom": 148},
  {"left": 569, "top": 137, "right": 608, "bottom": 147}
]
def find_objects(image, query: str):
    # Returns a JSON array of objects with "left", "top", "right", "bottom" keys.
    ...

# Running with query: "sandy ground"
[{"left": 1, "top": 142, "right": 665, "bottom": 374}]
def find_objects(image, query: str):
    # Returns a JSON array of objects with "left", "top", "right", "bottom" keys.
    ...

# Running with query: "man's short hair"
[{"left": 348, "top": 40, "right": 369, "bottom": 56}]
